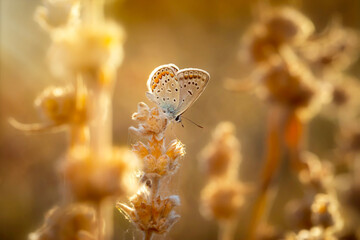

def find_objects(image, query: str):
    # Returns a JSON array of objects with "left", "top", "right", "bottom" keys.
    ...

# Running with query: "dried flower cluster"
[
  {"left": 48, "top": 22, "right": 124, "bottom": 80},
  {"left": 233, "top": 6, "right": 324, "bottom": 120},
  {"left": 285, "top": 194, "right": 343, "bottom": 240},
  {"left": 231, "top": 6, "right": 359, "bottom": 120},
  {"left": 286, "top": 152, "right": 339, "bottom": 230},
  {"left": 117, "top": 102, "right": 185, "bottom": 240},
  {"left": 12, "top": 1, "right": 134, "bottom": 240},
  {"left": 229, "top": 5, "right": 359, "bottom": 240},
  {"left": 28, "top": 204, "right": 97, "bottom": 240},
  {"left": 199, "top": 122, "right": 246, "bottom": 240}
]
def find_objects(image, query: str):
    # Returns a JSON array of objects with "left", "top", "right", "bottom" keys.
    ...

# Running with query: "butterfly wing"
[
  {"left": 174, "top": 68, "right": 210, "bottom": 116},
  {"left": 146, "top": 64, "right": 181, "bottom": 116}
]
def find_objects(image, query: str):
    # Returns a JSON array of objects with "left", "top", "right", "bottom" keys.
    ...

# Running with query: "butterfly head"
[{"left": 175, "top": 115, "right": 182, "bottom": 123}]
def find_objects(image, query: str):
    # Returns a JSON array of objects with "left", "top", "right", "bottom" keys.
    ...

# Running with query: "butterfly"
[{"left": 146, "top": 63, "right": 210, "bottom": 122}]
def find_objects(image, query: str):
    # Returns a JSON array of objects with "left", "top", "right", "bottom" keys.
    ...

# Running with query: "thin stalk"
[
  {"left": 284, "top": 110, "right": 305, "bottom": 173},
  {"left": 219, "top": 221, "right": 236, "bottom": 240},
  {"left": 83, "top": 0, "right": 105, "bottom": 25},
  {"left": 69, "top": 75, "right": 89, "bottom": 150},
  {"left": 247, "top": 105, "right": 285, "bottom": 240},
  {"left": 144, "top": 230, "right": 153, "bottom": 240},
  {"left": 96, "top": 203, "right": 105, "bottom": 240},
  {"left": 150, "top": 175, "right": 160, "bottom": 202},
  {"left": 87, "top": 85, "right": 112, "bottom": 160},
  {"left": 81, "top": 2, "right": 114, "bottom": 239},
  {"left": 248, "top": 107, "right": 306, "bottom": 239}
]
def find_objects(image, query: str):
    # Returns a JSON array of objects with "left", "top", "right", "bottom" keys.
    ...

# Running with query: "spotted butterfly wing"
[
  {"left": 174, "top": 68, "right": 210, "bottom": 116},
  {"left": 146, "top": 64, "right": 181, "bottom": 117}
]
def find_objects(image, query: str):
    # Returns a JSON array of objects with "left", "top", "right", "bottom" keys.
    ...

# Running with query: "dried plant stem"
[
  {"left": 69, "top": 76, "right": 89, "bottom": 149},
  {"left": 101, "top": 199, "right": 115, "bottom": 240},
  {"left": 96, "top": 204, "right": 104, "bottom": 240},
  {"left": 284, "top": 111, "right": 305, "bottom": 173},
  {"left": 84, "top": 0, "right": 104, "bottom": 25},
  {"left": 88, "top": 86, "right": 112, "bottom": 159},
  {"left": 248, "top": 107, "right": 305, "bottom": 239},
  {"left": 86, "top": 82, "right": 114, "bottom": 240},
  {"left": 69, "top": 125, "right": 88, "bottom": 149},
  {"left": 144, "top": 231, "right": 153, "bottom": 240},
  {"left": 248, "top": 106, "right": 285, "bottom": 240},
  {"left": 219, "top": 221, "right": 236, "bottom": 240},
  {"left": 142, "top": 174, "right": 161, "bottom": 240},
  {"left": 150, "top": 175, "right": 160, "bottom": 201}
]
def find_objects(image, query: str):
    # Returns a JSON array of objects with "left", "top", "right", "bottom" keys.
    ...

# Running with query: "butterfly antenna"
[{"left": 181, "top": 116, "right": 204, "bottom": 129}]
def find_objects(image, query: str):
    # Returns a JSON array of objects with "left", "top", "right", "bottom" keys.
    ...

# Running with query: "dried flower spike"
[
  {"left": 199, "top": 122, "right": 247, "bottom": 240},
  {"left": 118, "top": 101, "right": 185, "bottom": 240},
  {"left": 200, "top": 121, "right": 241, "bottom": 179},
  {"left": 201, "top": 180, "right": 245, "bottom": 221}
]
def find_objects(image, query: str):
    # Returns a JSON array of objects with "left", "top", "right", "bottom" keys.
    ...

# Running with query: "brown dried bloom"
[
  {"left": 311, "top": 194, "right": 343, "bottom": 231},
  {"left": 241, "top": 24, "right": 279, "bottom": 64},
  {"left": 63, "top": 146, "right": 139, "bottom": 203},
  {"left": 256, "top": 55, "right": 315, "bottom": 110},
  {"left": 285, "top": 153, "right": 335, "bottom": 231},
  {"left": 298, "top": 152, "right": 334, "bottom": 194},
  {"left": 201, "top": 180, "right": 246, "bottom": 221},
  {"left": 117, "top": 188, "right": 180, "bottom": 235},
  {"left": 255, "top": 52, "right": 331, "bottom": 120},
  {"left": 286, "top": 197, "right": 314, "bottom": 231},
  {"left": 240, "top": 6, "right": 314, "bottom": 64},
  {"left": 200, "top": 121, "right": 240, "bottom": 178},
  {"left": 29, "top": 204, "right": 97, "bottom": 240},
  {"left": 301, "top": 21, "right": 359, "bottom": 73},
  {"left": 262, "top": 7, "right": 314, "bottom": 46},
  {"left": 130, "top": 102, "right": 168, "bottom": 138}
]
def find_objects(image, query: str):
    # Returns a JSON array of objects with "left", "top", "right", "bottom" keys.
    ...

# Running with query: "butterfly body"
[{"left": 146, "top": 63, "right": 210, "bottom": 121}]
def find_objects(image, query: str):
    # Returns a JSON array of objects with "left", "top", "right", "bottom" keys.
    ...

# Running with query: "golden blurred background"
[{"left": 1, "top": 0, "right": 360, "bottom": 239}]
